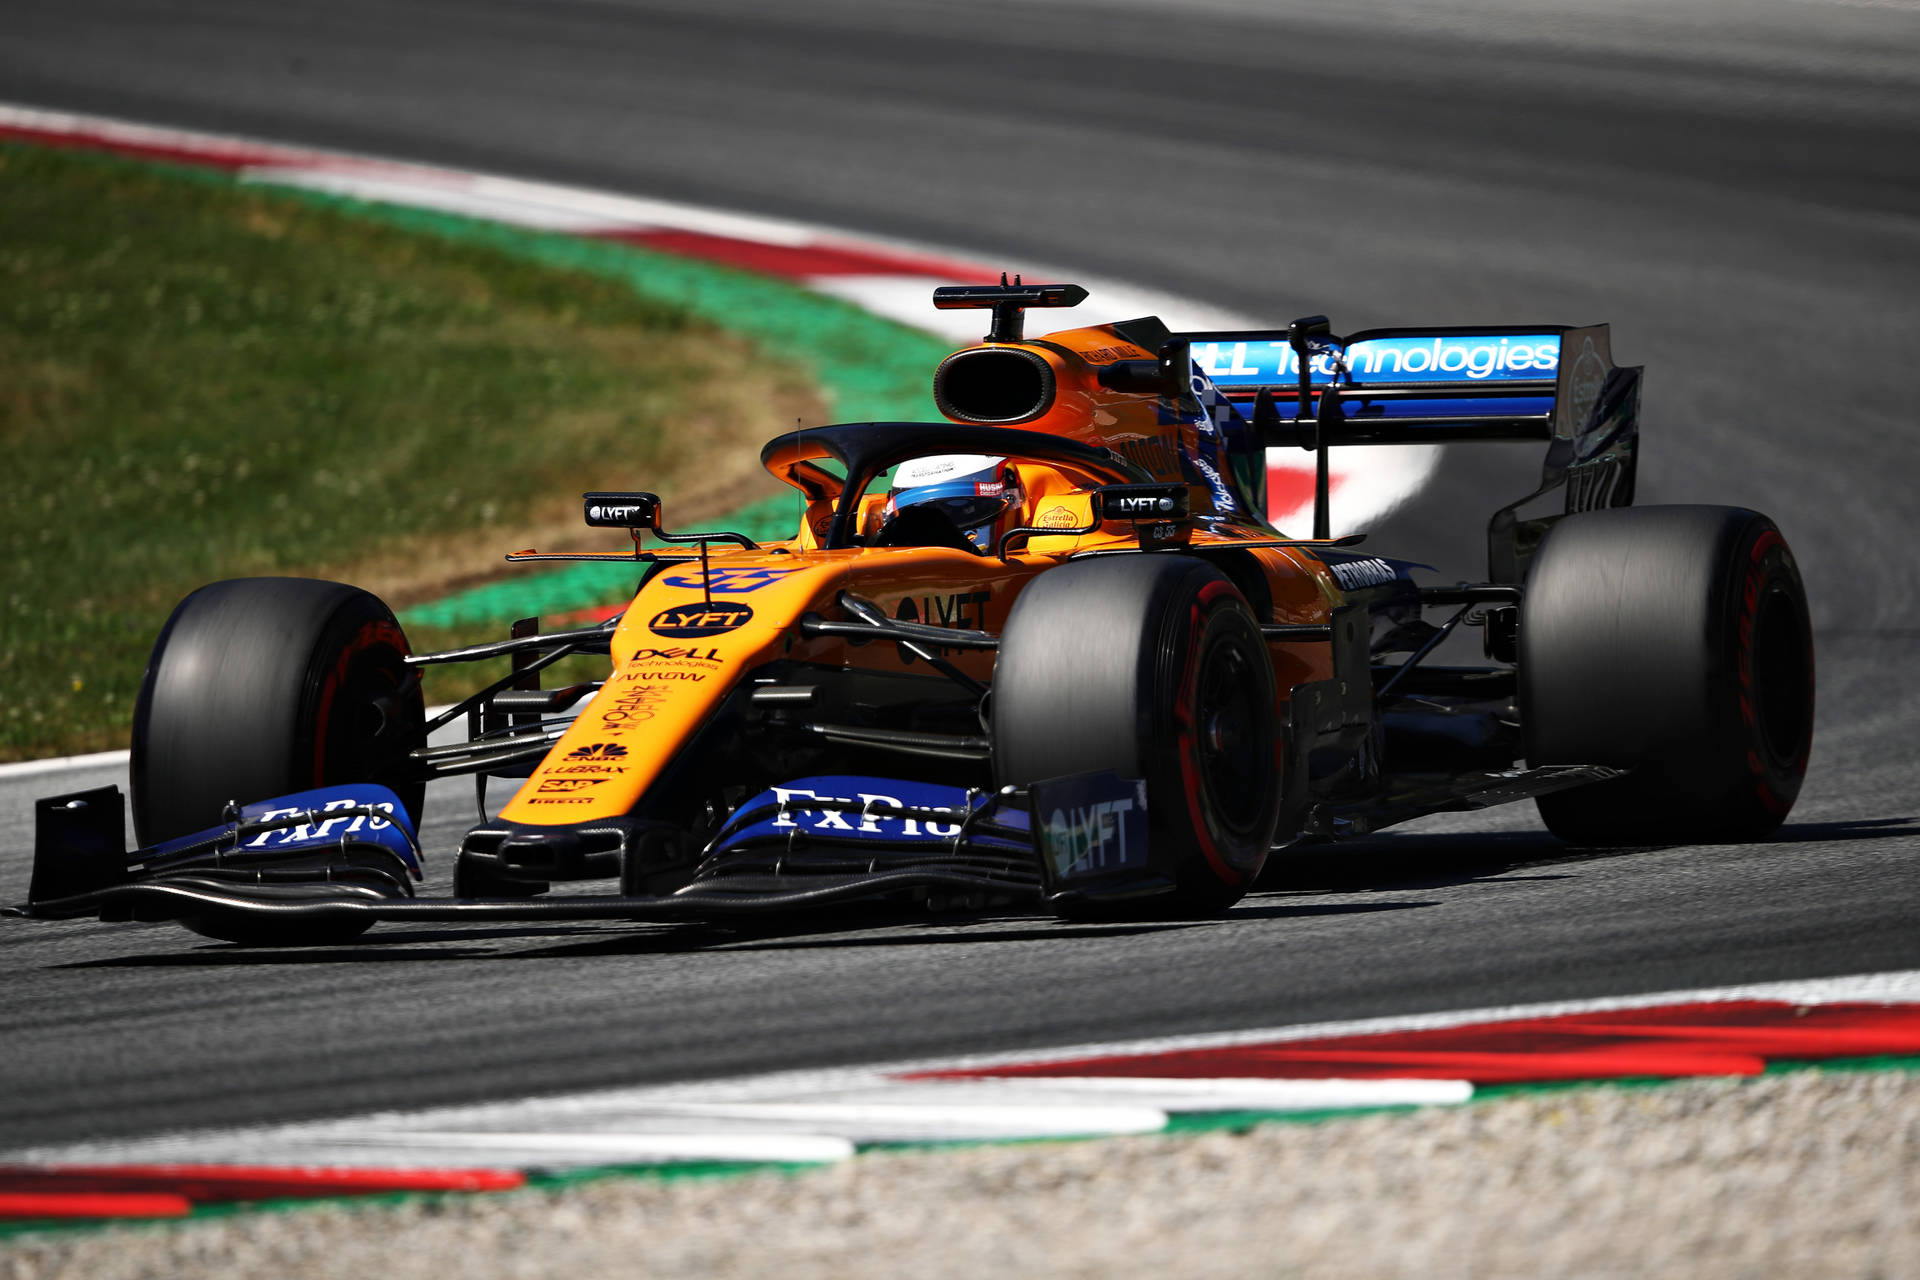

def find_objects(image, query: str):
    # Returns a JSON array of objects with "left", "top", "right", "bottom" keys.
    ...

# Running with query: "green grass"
[{"left": 0, "top": 142, "right": 822, "bottom": 760}]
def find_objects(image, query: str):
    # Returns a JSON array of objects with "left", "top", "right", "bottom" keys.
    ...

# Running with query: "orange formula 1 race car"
[{"left": 12, "top": 283, "right": 1816, "bottom": 944}]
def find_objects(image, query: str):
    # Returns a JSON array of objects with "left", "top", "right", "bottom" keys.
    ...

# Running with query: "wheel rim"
[
  {"left": 1192, "top": 626, "right": 1272, "bottom": 838},
  {"left": 318, "top": 639, "right": 422, "bottom": 808},
  {"left": 1751, "top": 581, "right": 1813, "bottom": 771}
]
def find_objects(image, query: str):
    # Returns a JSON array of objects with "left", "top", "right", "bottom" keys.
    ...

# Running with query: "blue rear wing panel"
[
  {"left": 1180, "top": 324, "right": 1619, "bottom": 442},
  {"left": 1176, "top": 323, "right": 1642, "bottom": 582},
  {"left": 1190, "top": 329, "right": 1564, "bottom": 389}
]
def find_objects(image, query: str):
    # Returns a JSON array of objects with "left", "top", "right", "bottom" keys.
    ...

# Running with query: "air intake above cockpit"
[{"left": 932, "top": 346, "right": 1056, "bottom": 425}]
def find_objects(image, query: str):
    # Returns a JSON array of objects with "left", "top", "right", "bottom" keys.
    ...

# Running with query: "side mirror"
[
  {"left": 1252, "top": 387, "right": 1290, "bottom": 450},
  {"left": 582, "top": 491, "right": 660, "bottom": 529},
  {"left": 1155, "top": 339, "right": 1201, "bottom": 416},
  {"left": 1286, "top": 315, "right": 1331, "bottom": 354},
  {"left": 932, "top": 278, "right": 1088, "bottom": 343},
  {"left": 1094, "top": 482, "right": 1193, "bottom": 550},
  {"left": 1096, "top": 359, "right": 1162, "bottom": 394},
  {"left": 1093, "top": 483, "right": 1192, "bottom": 523},
  {"left": 1286, "top": 315, "right": 1334, "bottom": 423},
  {"left": 582, "top": 490, "right": 758, "bottom": 552}
]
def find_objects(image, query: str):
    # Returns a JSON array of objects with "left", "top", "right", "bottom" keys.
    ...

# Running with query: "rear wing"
[{"left": 1177, "top": 323, "right": 1642, "bottom": 582}]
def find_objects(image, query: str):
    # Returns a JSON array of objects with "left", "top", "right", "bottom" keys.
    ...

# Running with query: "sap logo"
[
  {"left": 1044, "top": 797, "right": 1138, "bottom": 876},
  {"left": 1328, "top": 557, "right": 1400, "bottom": 591},
  {"left": 537, "top": 777, "right": 605, "bottom": 794},
  {"left": 770, "top": 785, "right": 964, "bottom": 837},
  {"left": 650, "top": 602, "right": 753, "bottom": 638},
  {"left": 242, "top": 798, "right": 396, "bottom": 849},
  {"left": 660, "top": 567, "right": 801, "bottom": 594}
]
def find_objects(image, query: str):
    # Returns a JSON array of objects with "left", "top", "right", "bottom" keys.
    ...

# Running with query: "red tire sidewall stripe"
[
  {"left": 1175, "top": 577, "right": 1257, "bottom": 887},
  {"left": 310, "top": 617, "right": 408, "bottom": 784},
  {"left": 1736, "top": 527, "right": 1810, "bottom": 815}
]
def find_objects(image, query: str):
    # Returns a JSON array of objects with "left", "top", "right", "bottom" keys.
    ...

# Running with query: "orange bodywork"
[{"left": 497, "top": 320, "right": 1345, "bottom": 828}]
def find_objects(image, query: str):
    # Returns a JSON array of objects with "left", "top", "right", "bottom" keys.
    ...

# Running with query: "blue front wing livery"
[
  {"left": 148, "top": 784, "right": 422, "bottom": 879},
  {"left": 711, "top": 775, "right": 1029, "bottom": 853}
]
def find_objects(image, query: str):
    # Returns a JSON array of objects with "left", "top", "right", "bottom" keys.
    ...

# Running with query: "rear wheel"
[
  {"left": 992, "top": 556, "right": 1282, "bottom": 916},
  {"left": 1522, "top": 505, "right": 1814, "bottom": 845},
  {"left": 131, "top": 577, "right": 426, "bottom": 847}
]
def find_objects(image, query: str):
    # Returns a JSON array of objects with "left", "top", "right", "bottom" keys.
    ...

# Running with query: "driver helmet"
[{"left": 881, "top": 454, "right": 1023, "bottom": 553}]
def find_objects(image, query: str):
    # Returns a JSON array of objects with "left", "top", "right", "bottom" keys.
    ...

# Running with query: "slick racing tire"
[
  {"left": 131, "top": 578, "right": 427, "bottom": 850},
  {"left": 993, "top": 555, "right": 1282, "bottom": 917},
  {"left": 1522, "top": 505, "right": 1814, "bottom": 846}
]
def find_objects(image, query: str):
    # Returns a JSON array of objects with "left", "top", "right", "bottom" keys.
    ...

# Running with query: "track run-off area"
[{"left": 1, "top": 0, "right": 1918, "bottom": 1255}]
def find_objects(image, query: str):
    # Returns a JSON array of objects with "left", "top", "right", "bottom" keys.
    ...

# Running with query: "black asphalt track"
[{"left": 1, "top": 0, "right": 1916, "bottom": 1149}]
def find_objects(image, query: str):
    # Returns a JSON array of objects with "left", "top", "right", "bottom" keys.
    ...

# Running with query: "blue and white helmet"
[{"left": 882, "top": 454, "right": 1022, "bottom": 553}]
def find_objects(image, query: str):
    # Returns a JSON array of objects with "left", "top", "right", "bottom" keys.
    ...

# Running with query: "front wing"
[{"left": 7, "top": 773, "right": 1157, "bottom": 938}]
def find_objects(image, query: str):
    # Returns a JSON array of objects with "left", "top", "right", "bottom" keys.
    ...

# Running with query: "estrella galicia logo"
[
  {"left": 567, "top": 742, "right": 628, "bottom": 760},
  {"left": 660, "top": 567, "right": 801, "bottom": 594},
  {"left": 650, "top": 601, "right": 753, "bottom": 638},
  {"left": 1037, "top": 505, "right": 1080, "bottom": 529}
]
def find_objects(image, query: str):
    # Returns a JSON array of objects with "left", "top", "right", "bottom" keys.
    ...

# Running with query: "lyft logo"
[{"left": 1043, "top": 797, "right": 1137, "bottom": 876}]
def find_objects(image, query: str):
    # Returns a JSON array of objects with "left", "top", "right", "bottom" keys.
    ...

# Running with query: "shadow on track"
[
  {"left": 48, "top": 821, "right": 1912, "bottom": 969},
  {"left": 1258, "top": 830, "right": 1604, "bottom": 893},
  {"left": 47, "top": 897, "right": 1444, "bottom": 966},
  {"left": 49, "top": 911, "right": 1182, "bottom": 967},
  {"left": 1257, "top": 816, "right": 1919, "bottom": 894}
]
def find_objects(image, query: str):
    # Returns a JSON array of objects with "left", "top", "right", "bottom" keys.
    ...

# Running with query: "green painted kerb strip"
[{"left": 235, "top": 184, "right": 957, "bottom": 629}]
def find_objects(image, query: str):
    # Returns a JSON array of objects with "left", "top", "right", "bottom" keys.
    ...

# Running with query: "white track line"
[
  {"left": 9, "top": 971, "right": 1914, "bottom": 1170},
  {"left": 0, "top": 706, "right": 461, "bottom": 782},
  {"left": 309, "top": 1131, "right": 859, "bottom": 1166},
  {"left": 0, "top": 1084, "right": 1415, "bottom": 1169},
  {"left": 0, "top": 749, "right": 131, "bottom": 780},
  {"left": 876, "top": 968, "right": 1920, "bottom": 1077}
]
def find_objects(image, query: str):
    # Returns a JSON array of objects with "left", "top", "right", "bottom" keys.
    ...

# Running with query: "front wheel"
[
  {"left": 992, "top": 556, "right": 1282, "bottom": 916},
  {"left": 1522, "top": 505, "right": 1815, "bottom": 845},
  {"left": 131, "top": 577, "right": 427, "bottom": 848}
]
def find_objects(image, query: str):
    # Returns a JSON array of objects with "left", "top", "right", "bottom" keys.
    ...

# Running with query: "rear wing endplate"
[{"left": 1176, "top": 324, "right": 1641, "bottom": 582}]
